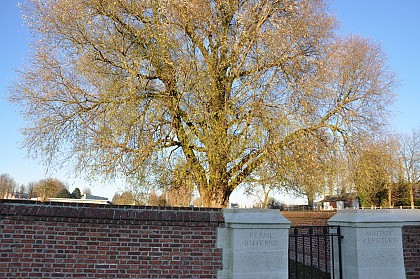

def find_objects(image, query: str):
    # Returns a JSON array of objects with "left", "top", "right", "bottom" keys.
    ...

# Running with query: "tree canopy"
[
  {"left": 12, "top": 0, "right": 396, "bottom": 207},
  {"left": 0, "top": 174, "right": 17, "bottom": 199},
  {"left": 33, "top": 178, "right": 67, "bottom": 199}
]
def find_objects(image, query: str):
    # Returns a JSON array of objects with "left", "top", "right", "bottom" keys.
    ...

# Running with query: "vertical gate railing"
[{"left": 288, "top": 226, "right": 342, "bottom": 279}]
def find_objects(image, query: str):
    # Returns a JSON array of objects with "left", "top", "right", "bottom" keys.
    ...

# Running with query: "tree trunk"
[
  {"left": 263, "top": 195, "right": 269, "bottom": 209},
  {"left": 388, "top": 183, "right": 392, "bottom": 208},
  {"left": 409, "top": 183, "right": 414, "bottom": 209},
  {"left": 199, "top": 187, "right": 232, "bottom": 208},
  {"left": 307, "top": 195, "right": 314, "bottom": 210}
]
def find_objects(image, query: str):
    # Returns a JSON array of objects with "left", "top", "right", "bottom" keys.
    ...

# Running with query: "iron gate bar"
[
  {"left": 331, "top": 230, "right": 335, "bottom": 279},
  {"left": 317, "top": 232, "right": 320, "bottom": 278},
  {"left": 337, "top": 226, "right": 343, "bottom": 279},
  {"left": 288, "top": 225, "right": 343, "bottom": 279},
  {"left": 302, "top": 231, "right": 306, "bottom": 279},
  {"left": 294, "top": 227, "right": 298, "bottom": 279},
  {"left": 309, "top": 227, "right": 313, "bottom": 279},
  {"left": 324, "top": 226, "right": 328, "bottom": 279}
]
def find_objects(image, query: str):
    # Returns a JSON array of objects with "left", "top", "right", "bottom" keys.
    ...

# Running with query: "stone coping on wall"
[
  {"left": 329, "top": 209, "right": 420, "bottom": 227},
  {"left": 0, "top": 199, "right": 224, "bottom": 225},
  {"left": 223, "top": 208, "right": 291, "bottom": 228}
]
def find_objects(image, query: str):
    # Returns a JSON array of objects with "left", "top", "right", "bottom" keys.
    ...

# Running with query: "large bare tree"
[{"left": 11, "top": 0, "right": 396, "bottom": 207}]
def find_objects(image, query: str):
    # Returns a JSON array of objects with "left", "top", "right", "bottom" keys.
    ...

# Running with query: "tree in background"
[
  {"left": 280, "top": 131, "right": 337, "bottom": 208},
  {"left": 57, "top": 188, "right": 71, "bottom": 198},
  {"left": 112, "top": 174, "right": 151, "bottom": 205},
  {"left": 166, "top": 160, "right": 195, "bottom": 206},
  {"left": 350, "top": 136, "right": 400, "bottom": 207},
  {"left": 12, "top": 0, "right": 396, "bottom": 207},
  {"left": 34, "top": 178, "right": 66, "bottom": 199},
  {"left": 0, "top": 174, "right": 17, "bottom": 199},
  {"left": 27, "top": 182, "right": 37, "bottom": 199},
  {"left": 0, "top": 174, "right": 89, "bottom": 201},
  {"left": 147, "top": 190, "right": 167, "bottom": 206},
  {"left": 390, "top": 181, "right": 411, "bottom": 207},
  {"left": 82, "top": 187, "right": 92, "bottom": 196},
  {"left": 243, "top": 162, "right": 284, "bottom": 209},
  {"left": 71, "top": 188, "right": 82, "bottom": 199},
  {"left": 398, "top": 129, "right": 419, "bottom": 208},
  {"left": 17, "top": 184, "right": 26, "bottom": 199},
  {"left": 112, "top": 191, "right": 140, "bottom": 205},
  {"left": 266, "top": 197, "right": 285, "bottom": 210}
]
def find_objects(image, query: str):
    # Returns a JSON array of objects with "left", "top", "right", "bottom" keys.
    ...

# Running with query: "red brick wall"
[
  {"left": 0, "top": 200, "right": 223, "bottom": 279},
  {"left": 403, "top": 226, "right": 420, "bottom": 279},
  {"left": 281, "top": 211, "right": 337, "bottom": 226}
]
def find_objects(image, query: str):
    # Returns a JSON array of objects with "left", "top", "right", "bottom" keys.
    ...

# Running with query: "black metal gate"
[{"left": 288, "top": 226, "right": 342, "bottom": 279}]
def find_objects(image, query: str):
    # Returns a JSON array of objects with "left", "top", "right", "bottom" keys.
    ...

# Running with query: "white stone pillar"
[
  {"left": 217, "top": 209, "right": 290, "bottom": 279},
  {"left": 328, "top": 209, "right": 420, "bottom": 279}
]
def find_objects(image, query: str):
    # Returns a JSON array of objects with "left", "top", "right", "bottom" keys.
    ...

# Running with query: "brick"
[
  {"left": 0, "top": 201, "right": 223, "bottom": 278},
  {"left": 403, "top": 225, "right": 420, "bottom": 279}
]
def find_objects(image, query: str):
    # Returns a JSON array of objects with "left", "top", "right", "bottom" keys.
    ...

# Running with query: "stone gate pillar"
[
  {"left": 328, "top": 209, "right": 420, "bottom": 279},
  {"left": 217, "top": 209, "right": 290, "bottom": 279}
]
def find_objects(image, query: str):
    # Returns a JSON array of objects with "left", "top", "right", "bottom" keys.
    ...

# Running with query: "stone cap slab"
[
  {"left": 222, "top": 209, "right": 290, "bottom": 229},
  {"left": 328, "top": 209, "right": 420, "bottom": 227}
]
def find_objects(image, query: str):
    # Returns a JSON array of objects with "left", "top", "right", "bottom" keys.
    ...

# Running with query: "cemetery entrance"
[{"left": 288, "top": 226, "right": 343, "bottom": 279}]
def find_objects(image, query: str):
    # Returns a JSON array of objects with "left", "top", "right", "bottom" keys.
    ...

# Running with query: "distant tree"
[
  {"left": 112, "top": 187, "right": 149, "bottom": 205},
  {"left": 391, "top": 182, "right": 411, "bottom": 206},
  {"left": 148, "top": 190, "right": 167, "bottom": 206},
  {"left": 266, "top": 197, "right": 285, "bottom": 210},
  {"left": 131, "top": 158, "right": 195, "bottom": 206},
  {"left": 190, "top": 195, "right": 203, "bottom": 207},
  {"left": 0, "top": 174, "right": 17, "bottom": 199},
  {"left": 71, "top": 188, "right": 82, "bottom": 199},
  {"left": 82, "top": 187, "right": 92, "bottom": 196},
  {"left": 398, "top": 129, "right": 420, "bottom": 209},
  {"left": 112, "top": 191, "right": 135, "bottom": 205},
  {"left": 351, "top": 137, "right": 399, "bottom": 207},
  {"left": 27, "top": 182, "right": 37, "bottom": 199},
  {"left": 282, "top": 132, "right": 336, "bottom": 208},
  {"left": 34, "top": 178, "right": 66, "bottom": 199},
  {"left": 57, "top": 188, "right": 71, "bottom": 198},
  {"left": 166, "top": 160, "right": 194, "bottom": 206},
  {"left": 16, "top": 184, "right": 26, "bottom": 199},
  {"left": 243, "top": 163, "right": 283, "bottom": 209}
]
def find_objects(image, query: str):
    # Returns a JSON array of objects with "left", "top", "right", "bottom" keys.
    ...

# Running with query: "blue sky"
[
  {"left": 1, "top": 1, "right": 419, "bottom": 203},
  {"left": 330, "top": 0, "right": 420, "bottom": 133}
]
